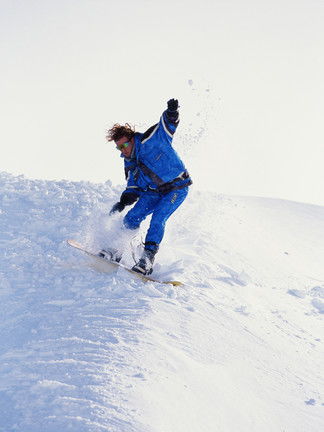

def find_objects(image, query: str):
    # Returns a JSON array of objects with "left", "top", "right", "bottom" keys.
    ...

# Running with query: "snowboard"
[{"left": 67, "top": 239, "right": 183, "bottom": 287}]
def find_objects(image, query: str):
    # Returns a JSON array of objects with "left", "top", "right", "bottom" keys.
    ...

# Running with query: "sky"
[{"left": 1, "top": 0, "right": 324, "bottom": 206}]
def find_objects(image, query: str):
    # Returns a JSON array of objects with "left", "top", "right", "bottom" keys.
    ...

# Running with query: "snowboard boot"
[
  {"left": 132, "top": 248, "right": 157, "bottom": 275},
  {"left": 98, "top": 248, "right": 122, "bottom": 263}
]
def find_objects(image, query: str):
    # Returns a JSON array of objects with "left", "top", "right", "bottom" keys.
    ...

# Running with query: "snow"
[{"left": 0, "top": 171, "right": 323, "bottom": 431}]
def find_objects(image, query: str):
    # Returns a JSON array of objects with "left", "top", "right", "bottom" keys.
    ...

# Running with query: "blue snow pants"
[{"left": 123, "top": 187, "right": 189, "bottom": 252}]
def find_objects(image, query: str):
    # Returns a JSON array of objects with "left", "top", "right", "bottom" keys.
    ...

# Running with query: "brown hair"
[{"left": 106, "top": 123, "right": 135, "bottom": 142}]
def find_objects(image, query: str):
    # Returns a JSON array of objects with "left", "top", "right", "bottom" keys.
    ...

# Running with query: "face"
[{"left": 115, "top": 136, "right": 134, "bottom": 158}]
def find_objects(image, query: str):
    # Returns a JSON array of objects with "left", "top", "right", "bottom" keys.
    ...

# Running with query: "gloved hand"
[
  {"left": 109, "top": 202, "right": 125, "bottom": 215},
  {"left": 120, "top": 191, "right": 139, "bottom": 206},
  {"left": 109, "top": 191, "right": 139, "bottom": 215},
  {"left": 167, "top": 98, "right": 179, "bottom": 112}
]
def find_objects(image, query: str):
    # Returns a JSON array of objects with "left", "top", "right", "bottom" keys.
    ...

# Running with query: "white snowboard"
[{"left": 67, "top": 239, "right": 183, "bottom": 287}]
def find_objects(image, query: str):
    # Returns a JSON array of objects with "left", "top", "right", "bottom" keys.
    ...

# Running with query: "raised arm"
[
  {"left": 141, "top": 99, "right": 180, "bottom": 146},
  {"left": 161, "top": 98, "right": 179, "bottom": 138}
]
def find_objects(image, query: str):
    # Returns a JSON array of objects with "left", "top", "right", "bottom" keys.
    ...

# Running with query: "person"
[{"left": 104, "top": 99, "right": 192, "bottom": 275}]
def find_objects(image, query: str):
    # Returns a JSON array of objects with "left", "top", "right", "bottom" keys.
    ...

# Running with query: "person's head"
[{"left": 106, "top": 123, "right": 135, "bottom": 158}]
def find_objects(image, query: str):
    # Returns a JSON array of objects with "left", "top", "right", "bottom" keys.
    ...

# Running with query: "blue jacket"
[{"left": 122, "top": 109, "right": 191, "bottom": 194}]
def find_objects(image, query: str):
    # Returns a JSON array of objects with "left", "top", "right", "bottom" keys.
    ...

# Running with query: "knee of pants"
[{"left": 123, "top": 214, "right": 141, "bottom": 230}]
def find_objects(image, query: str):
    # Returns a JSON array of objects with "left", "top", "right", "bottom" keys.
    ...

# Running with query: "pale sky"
[{"left": 1, "top": 0, "right": 324, "bottom": 205}]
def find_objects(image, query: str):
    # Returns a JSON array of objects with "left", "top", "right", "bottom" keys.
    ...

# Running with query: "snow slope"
[{"left": 0, "top": 171, "right": 323, "bottom": 432}]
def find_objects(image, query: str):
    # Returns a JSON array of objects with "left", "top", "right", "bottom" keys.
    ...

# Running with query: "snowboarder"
[{"left": 105, "top": 98, "right": 192, "bottom": 275}]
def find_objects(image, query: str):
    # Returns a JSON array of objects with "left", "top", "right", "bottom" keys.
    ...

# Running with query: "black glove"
[
  {"left": 120, "top": 191, "right": 139, "bottom": 206},
  {"left": 167, "top": 98, "right": 179, "bottom": 112},
  {"left": 166, "top": 99, "right": 179, "bottom": 122},
  {"left": 109, "top": 191, "right": 139, "bottom": 215},
  {"left": 109, "top": 202, "right": 125, "bottom": 215}
]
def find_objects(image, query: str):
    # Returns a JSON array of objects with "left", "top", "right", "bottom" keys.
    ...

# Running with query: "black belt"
[
  {"left": 149, "top": 170, "right": 193, "bottom": 194},
  {"left": 175, "top": 170, "right": 190, "bottom": 181}
]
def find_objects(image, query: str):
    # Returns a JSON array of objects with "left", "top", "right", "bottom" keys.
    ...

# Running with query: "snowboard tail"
[{"left": 67, "top": 239, "right": 183, "bottom": 287}]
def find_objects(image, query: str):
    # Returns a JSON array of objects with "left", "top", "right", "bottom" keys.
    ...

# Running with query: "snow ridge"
[{"left": 0, "top": 172, "right": 323, "bottom": 432}]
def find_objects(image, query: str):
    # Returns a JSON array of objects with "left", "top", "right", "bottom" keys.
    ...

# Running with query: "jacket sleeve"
[
  {"left": 141, "top": 109, "right": 180, "bottom": 146},
  {"left": 161, "top": 108, "right": 180, "bottom": 138},
  {"left": 124, "top": 160, "right": 141, "bottom": 194}
]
